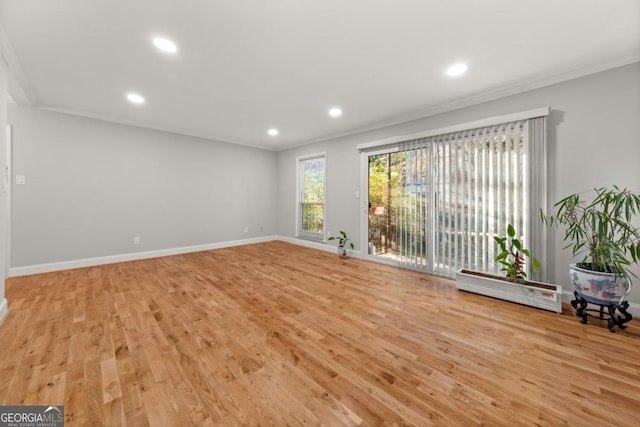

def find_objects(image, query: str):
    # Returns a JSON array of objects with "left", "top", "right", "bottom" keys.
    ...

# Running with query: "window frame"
[{"left": 296, "top": 153, "right": 327, "bottom": 241}]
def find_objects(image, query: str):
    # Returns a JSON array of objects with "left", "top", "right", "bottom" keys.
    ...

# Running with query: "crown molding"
[{"left": 36, "top": 103, "right": 279, "bottom": 151}]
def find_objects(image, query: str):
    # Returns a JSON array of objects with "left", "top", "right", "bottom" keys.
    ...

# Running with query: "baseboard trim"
[
  {"left": 561, "top": 290, "right": 640, "bottom": 318},
  {"left": 7, "top": 235, "right": 358, "bottom": 277},
  {"left": 8, "top": 236, "right": 279, "bottom": 277},
  {"left": 0, "top": 298, "right": 7, "bottom": 326}
]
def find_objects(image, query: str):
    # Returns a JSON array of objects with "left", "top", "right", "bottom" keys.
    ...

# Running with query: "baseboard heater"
[{"left": 455, "top": 269, "right": 563, "bottom": 313}]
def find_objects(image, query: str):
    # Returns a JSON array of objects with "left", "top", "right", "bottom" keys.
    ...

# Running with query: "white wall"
[
  {"left": 277, "top": 62, "right": 640, "bottom": 304},
  {"left": 9, "top": 106, "right": 278, "bottom": 268},
  {"left": 0, "top": 57, "right": 8, "bottom": 321}
]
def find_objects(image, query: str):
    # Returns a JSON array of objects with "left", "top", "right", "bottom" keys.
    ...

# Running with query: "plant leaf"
[
  {"left": 532, "top": 258, "right": 540, "bottom": 272},
  {"left": 513, "top": 239, "right": 522, "bottom": 251}
]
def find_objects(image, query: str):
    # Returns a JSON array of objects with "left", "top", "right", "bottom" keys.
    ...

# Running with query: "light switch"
[
  {"left": 15, "top": 175, "right": 26, "bottom": 185},
  {"left": 355, "top": 190, "right": 360, "bottom": 199}
]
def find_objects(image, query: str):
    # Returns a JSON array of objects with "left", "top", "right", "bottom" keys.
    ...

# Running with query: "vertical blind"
[{"left": 396, "top": 117, "right": 546, "bottom": 279}]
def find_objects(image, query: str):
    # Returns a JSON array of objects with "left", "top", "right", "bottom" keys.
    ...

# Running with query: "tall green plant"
[{"left": 542, "top": 186, "right": 640, "bottom": 278}]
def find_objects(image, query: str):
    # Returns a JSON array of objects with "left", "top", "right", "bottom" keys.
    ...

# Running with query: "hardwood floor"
[{"left": 1, "top": 241, "right": 640, "bottom": 426}]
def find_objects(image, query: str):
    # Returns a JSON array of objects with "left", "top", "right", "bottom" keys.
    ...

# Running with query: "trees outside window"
[{"left": 298, "top": 154, "right": 325, "bottom": 240}]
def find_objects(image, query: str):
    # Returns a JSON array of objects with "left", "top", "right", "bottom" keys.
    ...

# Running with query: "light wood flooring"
[{"left": 1, "top": 241, "right": 640, "bottom": 426}]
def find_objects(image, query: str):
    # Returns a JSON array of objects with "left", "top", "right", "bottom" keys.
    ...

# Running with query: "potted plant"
[
  {"left": 455, "top": 224, "right": 562, "bottom": 313},
  {"left": 328, "top": 230, "right": 354, "bottom": 258},
  {"left": 494, "top": 224, "right": 541, "bottom": 283},
  {"left": 542, "top": 185, "right": 640, "bottom": 330}
]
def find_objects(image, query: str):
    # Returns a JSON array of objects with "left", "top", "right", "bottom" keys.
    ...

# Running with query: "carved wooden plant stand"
[{"left": 571, "top": 291, "right": 633, "bottom": 333}]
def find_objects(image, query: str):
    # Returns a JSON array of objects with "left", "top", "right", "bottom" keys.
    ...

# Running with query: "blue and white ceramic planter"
[{"left": 570, "top": 263, "right": 631, "bottom": 305}]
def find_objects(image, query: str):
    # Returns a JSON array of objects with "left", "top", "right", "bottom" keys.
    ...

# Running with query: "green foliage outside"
[
  {"left": 301, "top": 158, "right": 325, "bottom": 233},
  {"left": 368, "top": 154, "right": 402, "bottom": 209}
]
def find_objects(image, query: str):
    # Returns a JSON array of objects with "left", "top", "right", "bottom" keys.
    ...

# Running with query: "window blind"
[{"left": 396, "top": 117, "right": 547, "bottom": 279}]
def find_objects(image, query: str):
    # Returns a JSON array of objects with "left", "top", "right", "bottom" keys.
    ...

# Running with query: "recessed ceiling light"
[
  {"left": 446, "top": 63, "right": 468, "bottom": 77},
  {"left": 268, "top": 128, "right": 279, "bottom": 136},
  {"left": 329, "top": 107, "right": 342, "bottom": 117},
  {"left": 126, "top": 93, "right": 145, "bottom": 104},
  {"left": 153, "top": 37, "right": 177, "bottom": 53}
]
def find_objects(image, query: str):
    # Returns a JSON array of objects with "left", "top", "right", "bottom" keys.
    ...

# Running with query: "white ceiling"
[{"left": 1, "top": 0, "right": 639, "bottom": 150}]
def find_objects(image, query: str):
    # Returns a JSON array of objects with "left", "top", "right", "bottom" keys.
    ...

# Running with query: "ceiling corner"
[{"left": 0, "top": 21, "right": 38, "bottom": 106}]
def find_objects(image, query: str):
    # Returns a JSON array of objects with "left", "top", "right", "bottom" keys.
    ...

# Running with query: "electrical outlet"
[
  {"left": 133, "top": 236, "right": 141, "bottom": 245},
  {"left": 244, "top": 226, "right": 249, "bottom": 233}
]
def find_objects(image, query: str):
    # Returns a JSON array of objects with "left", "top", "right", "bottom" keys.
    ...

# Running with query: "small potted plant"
[
  {"left": 494, "top": 224, "right": 540, "bottom": 283},
  {"left": 542, "top": 185, "right": 640, "bottom": 330},
  {"left": 328, "top": 230, "right": 354, "bottom": 258}
]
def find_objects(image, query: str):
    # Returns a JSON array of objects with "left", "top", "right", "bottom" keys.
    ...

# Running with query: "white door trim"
[{"left": 4, "top": 124, "right": 11, "bottom": 276}]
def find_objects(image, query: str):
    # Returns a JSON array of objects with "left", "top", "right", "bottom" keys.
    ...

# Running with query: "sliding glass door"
[
  {"left": 361, "top": 116, "right": 546, "bottom": 280},
  {"left": 367, "top": 153, "right": 402, "bottom": 259}
]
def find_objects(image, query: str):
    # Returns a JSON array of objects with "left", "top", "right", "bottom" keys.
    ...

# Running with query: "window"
[
  {"left": 297, "top": 154, "right": 326, "bottom": 240},
  {"left": 360, "top": 108, "right": 548, "bottom": 280}
]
